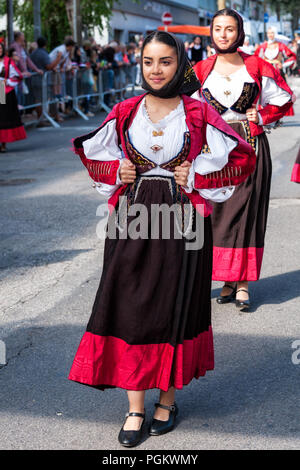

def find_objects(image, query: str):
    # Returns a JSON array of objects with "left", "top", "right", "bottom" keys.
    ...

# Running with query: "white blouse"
[
  {"left": 0, "top": 60, "right": 20, "bottom": 88},
  {"left": 82, "top": 96, "right": 237, "bottom": 201},
  {"left": 191, "top": 65, "right": 292, "bottom": 124}
]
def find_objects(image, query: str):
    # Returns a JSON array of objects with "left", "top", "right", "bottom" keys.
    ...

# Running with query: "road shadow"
[
  {"left": 0, "top": 321, "right": 299, "bottom": 442},
  {"left": 211, "top": 269, "right": 300, "bottom": 311},
  {"left": 0, "top": 249, "right": 92, "bottom": 270}
]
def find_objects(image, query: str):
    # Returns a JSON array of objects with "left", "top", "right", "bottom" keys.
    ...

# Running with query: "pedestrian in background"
[
  {"left": 30, "top": 36, "right": 63, "bottom": 125},
  {"left": 10, "top": 31, "right": 43, "bottom": 106},
  {"left": 0, "top": 43, "right": 26, "bottom": 152},
  {"left": 189, "top": 36, "right": 204, "bottom": 65},
  {"left": 48, "top": 36, "right": 75, "bottom": 122},
  {"left": 193, "top": 8, "right": 295, "bottom": 310}
]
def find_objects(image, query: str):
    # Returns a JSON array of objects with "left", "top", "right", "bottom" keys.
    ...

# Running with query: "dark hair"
[
  {"left": 64, "top": 37, "right": 75, "bottom": 47},
  {"left": 37, "top": 36, "right": 47, "bottom": 48},
  {"left": 141, "top": 31, "right": 177, "bottom": 56},
  {"left": 14, "top": 31, "right": 23, "bottom": 41},
  {"left": 8, "top": 47, "right": 16, "bottom": 58},
  {"left": 212, "top": 8, "right": 240, "bottom": 27},
  {"left": 210, "top": 8, "right": 245, "bottom": 54},
  {"left": 0, "top": 42, "right": 5, "bottom": 58}
]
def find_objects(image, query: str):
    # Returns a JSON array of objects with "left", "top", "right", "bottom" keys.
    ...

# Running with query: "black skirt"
[
  {"left": 69, "top": 176, "right": 214, "bottom": 392},
  {"left": 0, "top": 89, "right": 26, "bottom": 142},
  {"left": 211, "top": 121, "right": 272, "bottom": 281}
]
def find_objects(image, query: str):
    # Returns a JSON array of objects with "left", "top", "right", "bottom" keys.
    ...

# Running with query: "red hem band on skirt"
[
  {"left": 0, "top": 126, "right": 27, "bottom": 143},
  {"left": 291, "top": 164, "right": 300, "bottom": 183},
  {"left": 68, "top": 329, "right": 214, "bottom": 392},
  {"left": 212, "top": 246, "right": 264, "bottom": 281}
]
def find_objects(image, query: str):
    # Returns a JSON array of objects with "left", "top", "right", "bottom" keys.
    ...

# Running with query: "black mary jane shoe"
[
  {"left": 216, "top": 283, "right": 237, "bottom": 304},
  {"left": 235, "top": 288, "right": 250, "bottom": 310},
  {"left": 149, "top": 402, "right": 178, "bottom": 436},
  {"left": 118, "top": 411, "right": 145, "bottom": 447}
]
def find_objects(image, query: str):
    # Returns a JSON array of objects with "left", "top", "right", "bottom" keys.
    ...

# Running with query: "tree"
[
  {"left": 268, "top": 0, "right": 300, "bottom": 33},
  {"left": 0, "top": 0, "right": 116, "bottom": 49}
]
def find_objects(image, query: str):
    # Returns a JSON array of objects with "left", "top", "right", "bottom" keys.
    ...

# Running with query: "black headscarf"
[
  {"left": 210, "top": 9, "right": 245, "bottom": 55},
  {"left": 141, "top": 31, "right": 200, "bottom": 99},
  {"left": 0, "top": 42, "right": 5, "bottom": 59}
]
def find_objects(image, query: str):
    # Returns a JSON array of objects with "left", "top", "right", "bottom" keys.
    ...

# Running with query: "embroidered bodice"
[
  {"left": 200, "top": 66, "right": 259, "bottom": 122},
  {"left": 127, "top": 98, "right": 190, "bottom": 177}
]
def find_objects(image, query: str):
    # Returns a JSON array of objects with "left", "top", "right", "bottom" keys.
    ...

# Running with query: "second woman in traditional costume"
[{"left": 193, "top": 8, "right": 295, "bottom": 309}]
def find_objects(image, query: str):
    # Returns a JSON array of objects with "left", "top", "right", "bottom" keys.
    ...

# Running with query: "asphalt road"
[{"left": 0, "top": 79, "right": 300, "bottom": 451}]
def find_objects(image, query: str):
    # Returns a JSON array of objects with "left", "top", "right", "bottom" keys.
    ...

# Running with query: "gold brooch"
[
  {"left": 151, "top": 145, "right": 163, "bottom": 153},
  {"left": 152, "top": 130, "right": 164, "bottom": 137},
  {"left": 224, "top": 90, "right": 231, "bottom": 96}
]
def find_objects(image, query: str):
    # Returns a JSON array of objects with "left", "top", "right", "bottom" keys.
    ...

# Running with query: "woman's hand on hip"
[
  {"left": 246, "top": 104, "right": 259, "bottom": 123},
  {"left": 119, "top": 159, "right": 136, "bottom": 183},
  {"left": 174, "top": 161, "right": 192, "bottom": 187}
]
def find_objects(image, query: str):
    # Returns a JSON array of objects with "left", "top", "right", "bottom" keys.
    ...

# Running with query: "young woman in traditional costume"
[
  {"left": 0, "top": 43, "right": 26, "bottom": 152},
  {"left": 255, "top": 26, "right": 297, "bottom": 116},
  {"left": 68, "top": 31, "right": 256, "bottom": 447},
  {"left": 193, "top": 9, "right": 295, "bottom": 310}
]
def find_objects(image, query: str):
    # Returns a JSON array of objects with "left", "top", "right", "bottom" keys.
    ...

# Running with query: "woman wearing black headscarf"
[
  {"left": 193, "top": 9, "right": 295, "bottom": 310},
  {"left": 68, "top": 31, "right": 256, "bottom": 447}
]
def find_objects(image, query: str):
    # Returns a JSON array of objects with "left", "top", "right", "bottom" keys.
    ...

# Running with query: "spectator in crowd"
[
  {"left": 30, "top": 36, "right": 63, "bottom": 125},
  {"left": 134, "top": 38, "right": 143, "bottom": 85},
  {"left": 78, "top": 40, "right": 96, "bottom": 117},
  {"left": 189, "top": 36, "right": 204, "bottom": 65},
  {"left": 126, "top": 43, "right": 137, "bottom": 85},
  {"left": 112, "top": 41, "right": 127, "bottom": 100},
  {"left": 48, "top": 37, "right": 75, "bottom": 122},
  {"left": 240, "top": 36, "right": 254, "bottom": 54},
  {"left": 10, "top": 32, "right": 43, "bottom": 77},
  {"left": 10, "top": 31, "right": 43, "bottom": 106},
  {"left": 97, "top": 44, "right": 116, "bottom": 107}
]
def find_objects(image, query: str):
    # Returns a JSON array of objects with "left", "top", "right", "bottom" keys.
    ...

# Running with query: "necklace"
[{"left": 144, "top": 99, "right": 164, "bottom": 151}]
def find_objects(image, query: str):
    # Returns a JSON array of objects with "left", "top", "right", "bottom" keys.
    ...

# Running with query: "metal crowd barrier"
[{"left": 18, "top": 65, "right": 138, "bottom": 128}]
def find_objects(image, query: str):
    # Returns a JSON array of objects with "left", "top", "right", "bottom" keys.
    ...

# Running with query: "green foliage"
[{"left": 0, "top": 0, "right": 116, "bottom": 50}]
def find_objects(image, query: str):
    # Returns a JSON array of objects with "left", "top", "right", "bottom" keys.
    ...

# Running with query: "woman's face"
[
  {"left": 267, "top": 29, "right": 275, "bottom": 42},
  {"left": 142, "top": 40, "right": 178, "bottom": 90},
  {"left": 212, "top": 15, "right": 238, "bottom": 51},
  {"left": 12, "top": 52, "right": 19, "bottom": 62}
]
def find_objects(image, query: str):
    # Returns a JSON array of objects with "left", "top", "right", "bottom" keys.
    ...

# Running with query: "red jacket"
[
  {"left": 193, "top": 50, "right": 294, "bottom": 137},
  {"left": 72, "top": 93, "right": 256, "bottom": 216},
  {"left": 3, "top": 56, "right": 23, "bottom": 94},
  {"left": 255, "top": 41, "right": 297, "bottom": 66}
]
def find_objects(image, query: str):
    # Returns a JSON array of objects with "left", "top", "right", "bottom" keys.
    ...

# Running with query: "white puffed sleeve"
[
  {"left": 82, "top": 119, "right": 125, "bottom": 198},
  {"left": 6, "top": 63, "right": 21, "bottom": 88},
  {"left": 260, "top": 76, "right": 292, "bottom": 107},
  {"left": 184, "top": 124, "right": 237, "bottom": 202}
]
